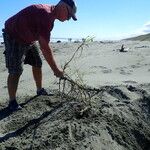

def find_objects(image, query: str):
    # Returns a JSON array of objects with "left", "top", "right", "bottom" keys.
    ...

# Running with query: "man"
[{"left": 2, "top": 0, "right": 77, "bottom": 111}]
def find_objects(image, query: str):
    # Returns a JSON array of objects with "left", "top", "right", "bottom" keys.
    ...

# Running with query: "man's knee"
[
  {"left": 8, "top": 67, "right": 23, "bottom": 75},
  {"left": 8, "top": 72, "right": 22, "bottom": 78},
  {"left": 8, "top": 69, "right": 23, "bottom": 79}
]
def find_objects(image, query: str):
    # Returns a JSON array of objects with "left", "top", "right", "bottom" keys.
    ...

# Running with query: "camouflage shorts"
[{"left": 2, "top": 29, "right": 42, "bottom": 74}]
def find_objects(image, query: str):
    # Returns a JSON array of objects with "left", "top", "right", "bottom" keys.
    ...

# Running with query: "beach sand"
[{"left": 0, "top": 40, "right": 150, "bottom": 150}]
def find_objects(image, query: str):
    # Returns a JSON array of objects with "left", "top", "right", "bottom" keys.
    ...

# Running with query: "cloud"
[
  {"left": 123, "top": 22, "right": 150, "bottom": 39},
  {"left": 136, "top": 21, "right": 150, "bottom": 35}
]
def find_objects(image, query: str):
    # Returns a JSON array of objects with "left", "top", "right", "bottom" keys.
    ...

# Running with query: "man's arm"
[{"left": 39, "top": 36, "right": 63, "bottom": 77}]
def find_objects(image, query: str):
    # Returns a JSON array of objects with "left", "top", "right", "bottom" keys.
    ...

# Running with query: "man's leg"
[
  {"left": 25, "top": 44, "right": 49, "bottom": 95},
  {"left": 2, "top": 30, "right": 24, "bottom": 110},
  {"left": 7, "top": 73, "right": 22, "bottom": 110},
  {"left": 32, "top": 66, "right": 42, "bottom": 91},
  {"left": 8, "top": 73, "right": 21, "bottom": 101},
  {"left": 32, "top": 66, "right": 49, "bottom": 95},
  {"left": 25, "top": 44, "right": 48, "bottom": 95}
]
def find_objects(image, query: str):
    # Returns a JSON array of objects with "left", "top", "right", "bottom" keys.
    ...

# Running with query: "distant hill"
[{"left": 125, "top": 33, "right": 150, "bottom": 41}]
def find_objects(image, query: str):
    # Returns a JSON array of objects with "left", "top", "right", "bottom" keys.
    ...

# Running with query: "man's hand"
[{"left": 54, "top": 69, "right": 64, "bottom": 78}]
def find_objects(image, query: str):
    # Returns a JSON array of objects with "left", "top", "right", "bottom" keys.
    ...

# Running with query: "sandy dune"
[{"left": 0, "top": 41, "right": 150, "bottom": 150}]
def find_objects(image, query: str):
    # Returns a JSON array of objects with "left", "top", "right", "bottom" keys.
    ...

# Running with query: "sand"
[{"left": 0, "top": 40, "right": 150, "bottom": 150}]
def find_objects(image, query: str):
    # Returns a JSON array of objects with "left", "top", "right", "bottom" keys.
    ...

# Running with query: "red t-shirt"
[{"left": 5, "top": 4, "right": 55, "bottom": 44}]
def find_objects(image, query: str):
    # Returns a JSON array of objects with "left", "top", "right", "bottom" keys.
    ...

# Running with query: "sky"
[{"left": 0, "top": 0, "right": 150, "bottom": 41}]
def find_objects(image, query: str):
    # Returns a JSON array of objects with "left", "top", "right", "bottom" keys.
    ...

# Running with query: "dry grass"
[{"left": 58, "top": 37, "right": 105, "bottom": 106}]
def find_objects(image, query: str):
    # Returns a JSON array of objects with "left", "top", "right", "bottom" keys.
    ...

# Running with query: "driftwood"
[
  {"left": 59, "top": 75, "right": 105, "bottom": 106},
  {"left": 58, "top": 36, "right": 105, "bottom": 106}
]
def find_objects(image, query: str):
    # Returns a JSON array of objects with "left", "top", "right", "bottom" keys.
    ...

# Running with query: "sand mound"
[
  {"left": 0, "top": 84, "right": 150, "bottom": 150},
  {"left": 1, "top": 41, "right": 150, "bottom": 149}
]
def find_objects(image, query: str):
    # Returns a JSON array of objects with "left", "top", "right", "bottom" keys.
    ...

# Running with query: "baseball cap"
[{"left": 61, "top": 0, "right": 77, "bottom": 21}]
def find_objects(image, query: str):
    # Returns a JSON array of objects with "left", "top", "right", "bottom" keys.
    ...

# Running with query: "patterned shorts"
[{"left": 2, "top": 29, "right": 42, "bottom": 74}]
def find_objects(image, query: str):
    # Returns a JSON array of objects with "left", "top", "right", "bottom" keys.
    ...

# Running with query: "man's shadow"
[
  {"left": 0, "top": 92, "right": 55, "bottom": 121},
  {"left": 0, "top": 95, "right": 39, "bottom": 121},
  {"left": 0, "top": 107, "right": 13, "bottom": 121}
]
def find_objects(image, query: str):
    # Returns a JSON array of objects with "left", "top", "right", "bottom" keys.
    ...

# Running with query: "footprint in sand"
[
  {"left": 102, "top": 69, "right": 112, "bottom": 74},
  {"left": 92, "top": 66, "right": 112, "bottom": 74},
  {"left": 130, "top": 64, "right": 141, "bottom": 69},
  {"left": 124, "top": 80, "right": 137, "bottom": 84},
  {"left": 120, "top": 69, "right": 132, "bottom": 75}
]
